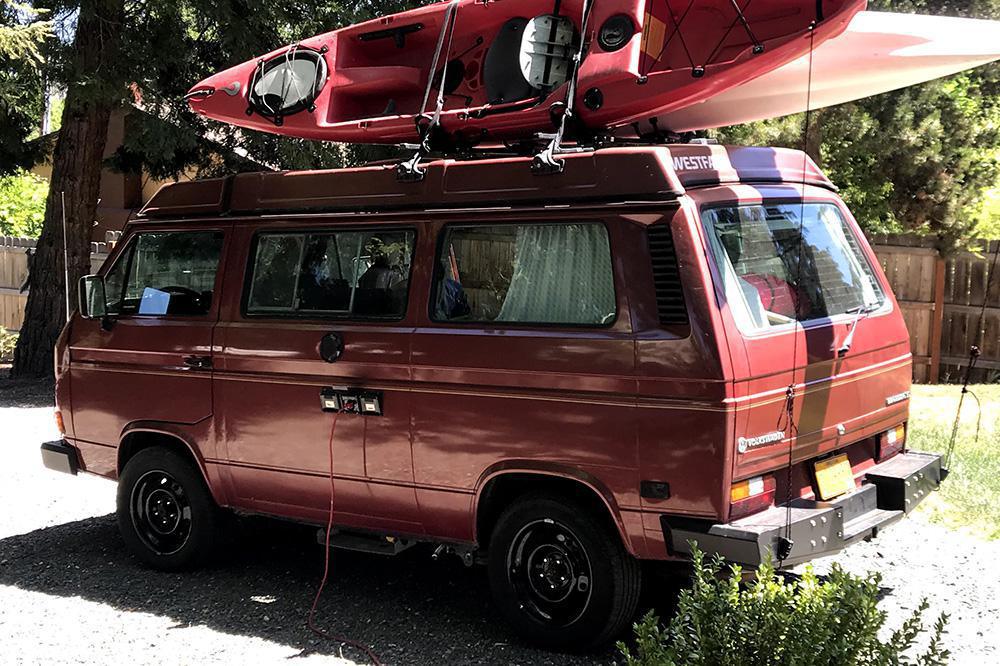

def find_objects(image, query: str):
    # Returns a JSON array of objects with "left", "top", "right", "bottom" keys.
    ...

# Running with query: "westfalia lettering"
[
  {"left": 673, "top": 155, "right": 717, "bottom": 171},
  {"left": 738, "top": 431, "right": 786, "bottom": 454}
]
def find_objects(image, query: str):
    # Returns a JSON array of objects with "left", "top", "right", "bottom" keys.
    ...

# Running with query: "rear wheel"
[
  {"left": 487, "top": 493, "right": 641, "bottom": 651},
  {"left": 117, "top": 447, "right": 221, "bottom": 570}
]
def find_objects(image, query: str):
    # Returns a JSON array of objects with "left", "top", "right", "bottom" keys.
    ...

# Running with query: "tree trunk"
[{"left": 12, "top": 0, "right": 123, "bottom": 378}]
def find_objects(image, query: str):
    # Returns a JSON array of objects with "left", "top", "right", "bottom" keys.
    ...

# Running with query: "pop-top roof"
[{"left": 139, "top": 145, "right": 834, "bottom": 219}]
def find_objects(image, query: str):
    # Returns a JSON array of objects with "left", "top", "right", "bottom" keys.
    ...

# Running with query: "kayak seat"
[{"left": 484, "top": 17, "right": 535, "bottom": 104}]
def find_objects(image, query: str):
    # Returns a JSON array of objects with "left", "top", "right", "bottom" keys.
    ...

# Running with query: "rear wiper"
[{"left": 837, "top": 303, "right": 879, "bottom": 358}]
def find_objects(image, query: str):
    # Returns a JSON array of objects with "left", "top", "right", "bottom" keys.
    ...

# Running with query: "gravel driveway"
[{"left": 1, "top": 378, "right": 997, "bottom": 665}]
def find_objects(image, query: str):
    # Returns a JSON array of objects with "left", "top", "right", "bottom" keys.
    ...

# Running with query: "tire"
[
  {"left": 487, "top": 493, "right": 642, "bottom": 651},
  {"left": 116, "top": 447, "right": 222, "bottom": 571}
]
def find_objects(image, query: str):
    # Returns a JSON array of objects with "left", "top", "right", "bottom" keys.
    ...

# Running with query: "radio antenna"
[
  {"left": 776, "top": 20, "right": 818, "bottom": 566},
  {"left": 62, "top": 191, "right": 71, "bottom": 323}
]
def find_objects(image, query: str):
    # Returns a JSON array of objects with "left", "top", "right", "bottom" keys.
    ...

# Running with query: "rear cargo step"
[
  {"left": 866, "top": 451, "right": 943, "bottom": 514},
  {"left": 664, "top": 451, "right": 943, "bottom": 567},
  {"left": 843, "top": 508, "right": 903, "bottom": 541}
]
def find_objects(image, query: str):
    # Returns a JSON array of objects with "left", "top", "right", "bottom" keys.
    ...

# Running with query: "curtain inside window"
[{"left": 497, "top": 224, "right": 616, "bottom": 325}]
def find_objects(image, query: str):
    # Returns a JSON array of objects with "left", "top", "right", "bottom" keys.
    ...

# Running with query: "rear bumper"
[
  {"left": 664, "top": 452, "right": 943, "bottom": 567},
  {"left": 41, "top": 440, "right": 80, "bottom": 476}
]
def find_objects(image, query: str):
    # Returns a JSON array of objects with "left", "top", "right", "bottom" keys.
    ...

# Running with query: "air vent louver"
[{"left": 648, "top": 224, "right": 689, "bottom": 326}]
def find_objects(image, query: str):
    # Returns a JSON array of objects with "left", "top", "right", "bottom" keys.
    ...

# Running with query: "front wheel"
[
  {"left": 487, "top": 494, "right": 641, "bottom": 651},
  {"left": 117, "top": 447, "right": 222, "bottom": 570}
]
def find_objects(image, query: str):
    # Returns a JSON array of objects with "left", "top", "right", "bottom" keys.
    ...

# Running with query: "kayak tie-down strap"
[
  {"left": 399, "top": 0, "right": 462, "bottom": 182},
  {"left": 532, "top": 0, "right": 596, "bottom": 174}
]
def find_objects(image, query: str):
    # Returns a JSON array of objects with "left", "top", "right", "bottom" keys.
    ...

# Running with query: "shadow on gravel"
[
  {"left": 0, "top": 374, "right": 54, "bottom": 409},
  {"left": 0, "top": 514, "right": 680, "bottom": 664}
]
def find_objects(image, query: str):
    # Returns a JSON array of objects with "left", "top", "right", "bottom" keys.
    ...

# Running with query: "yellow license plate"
[{"left": 814, "top": 454, "right": 855, "bottom": 501}]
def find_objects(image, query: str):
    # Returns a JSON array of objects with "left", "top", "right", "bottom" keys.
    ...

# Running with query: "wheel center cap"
[
  {"left": 528, "top": 546, "right": 575, "bottom": 601},
  {"left": 146, "top": 488, "right": 181, "bottom": 535}
]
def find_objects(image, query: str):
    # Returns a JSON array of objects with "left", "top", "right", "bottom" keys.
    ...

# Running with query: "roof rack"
[{"left": 139, "top": 145, "right": 834, "bottom": 220}]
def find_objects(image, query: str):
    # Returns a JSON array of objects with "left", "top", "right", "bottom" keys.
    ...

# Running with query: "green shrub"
[
  {"left": 618, "top": 547, "right": 949, "bottom": 666},
  {"left": 0, "top": 327, "right": 16, "bottom": 363},
  {"left": 0, "top": 170, "right": 48, "bottom": 239}
]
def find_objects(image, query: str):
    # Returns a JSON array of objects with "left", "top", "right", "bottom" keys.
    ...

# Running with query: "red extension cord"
[{"left": 306, "top": 411, "right": 383, "bottom": 666}]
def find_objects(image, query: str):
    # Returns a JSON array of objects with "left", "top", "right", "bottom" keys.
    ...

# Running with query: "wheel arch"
[
  {"left": 474, "top": 464, "right": 639, "bottom": 558},
  {"left": 117, "top": 424, "right": 223, "bottom": 506}
]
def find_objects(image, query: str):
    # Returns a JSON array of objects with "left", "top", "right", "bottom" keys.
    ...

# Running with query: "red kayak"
[
  {"left": 623, "top": 11, "right": 1000, "bottom": 134},
  {"left": 186, "top": 0, "right": 865, "bottom": 145}
]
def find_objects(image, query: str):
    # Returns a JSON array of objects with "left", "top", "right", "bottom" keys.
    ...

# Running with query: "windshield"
[{"left": 702, "top": 203, "right": 885, "bottom": 332}]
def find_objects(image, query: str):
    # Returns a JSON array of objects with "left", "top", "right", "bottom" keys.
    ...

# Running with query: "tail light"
[
  {"left": 54, "top": 410, "right": 66, "bottom": 436},
  {"left": 729, "top": 475, "right": 777, "bottom": 521},
  {"left": 878, "top": 424, "right": 907, "bottom": 462}
]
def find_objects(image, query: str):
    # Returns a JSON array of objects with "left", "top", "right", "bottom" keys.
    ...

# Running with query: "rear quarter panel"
[{"left": 628, "top": 202, "right": 737, "bottom": 554}]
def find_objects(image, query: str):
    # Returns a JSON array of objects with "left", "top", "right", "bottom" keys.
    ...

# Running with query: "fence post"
[{"left": 929, "top": 256, "right": 946, "bottom": 384}]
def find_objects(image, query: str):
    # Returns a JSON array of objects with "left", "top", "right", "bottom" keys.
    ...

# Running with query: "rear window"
[
  {"left": 702, "top": 203, "right": 885, "bottom": 331},
  {"left": 432, "top": 223, "right": 616, "bottom": 326},
  {"left": 246, "top": 228, "right": 415, "bottom": 320}
]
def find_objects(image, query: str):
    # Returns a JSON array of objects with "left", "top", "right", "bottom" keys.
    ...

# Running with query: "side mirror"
[{"left": 79, "top": 275, "right": 108, "bottom": 320}]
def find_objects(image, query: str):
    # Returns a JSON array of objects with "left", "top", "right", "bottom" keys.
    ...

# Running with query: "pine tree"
[
  {"left": 0, "top": 0, "right": 51, "bottom": 174},
  {"left": 11, "top": 0, "right": 421, "bottom": 377},
  {"left": 13, "top": 0, "right": 123, "bottom": 377}
]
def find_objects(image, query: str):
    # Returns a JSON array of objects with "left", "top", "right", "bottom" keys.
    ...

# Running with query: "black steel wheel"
[
  {"left": 129, "top": 469, "right": 193, "bottom": 556},
  {"left": 488, "top": 493, "right": 641, "bottom": 651},
  {"left": 507, "top": 519, "right": 594, "bottom": 628},
  {"left": 117, "top": 447, "right": 222, "bottom": 570}
]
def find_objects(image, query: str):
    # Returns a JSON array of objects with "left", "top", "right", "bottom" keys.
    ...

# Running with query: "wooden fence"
[
  {"left": 2, "top": 232, "right": 998, "bottom": 384},
  {"left": 872, "top": 234, "right": 1000, "bottom": 384},
  {"left": 0, "top": 237, "right": 34, "bottom": 333},
  {"left": 0, "top": 236, "right": 113, "bottom": 333}
]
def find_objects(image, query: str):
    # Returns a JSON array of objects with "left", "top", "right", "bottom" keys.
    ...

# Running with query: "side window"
[
  {"left": 246, "top": 228, "right": 415, "bottom": 320},
  {"left": 113, "top": 231, "right": 224, "bottom": 317},
  {"left": 432, "top": 223, "right": 616, "bottom": 326}
]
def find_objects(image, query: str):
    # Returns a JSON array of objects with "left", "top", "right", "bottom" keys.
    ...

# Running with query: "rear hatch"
[{"left": 695, "top": 188, "right": 913, "bottom": 521}]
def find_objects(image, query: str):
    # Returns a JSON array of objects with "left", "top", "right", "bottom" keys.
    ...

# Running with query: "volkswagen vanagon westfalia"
[{"left": 42, "top": 144, "right": 944, "bottom": 649}]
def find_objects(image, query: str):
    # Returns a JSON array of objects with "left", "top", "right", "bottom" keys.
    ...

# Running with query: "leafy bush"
[
  {"left": 618, "top": 548, "right": 949, "bottom": 666},
  {"left": 978, "top": 188, "right": 1000, "bottom": 240},
  {"left": 0, "top": 170, "right": 48, "bottom": 239},
  {"left": 0, "top": 327, "right": 16, "bottom": 363}
]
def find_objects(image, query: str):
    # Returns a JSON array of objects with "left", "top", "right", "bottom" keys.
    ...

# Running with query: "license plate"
[{"left": 814, "top": 454, "right": 855, "bottom": 501}]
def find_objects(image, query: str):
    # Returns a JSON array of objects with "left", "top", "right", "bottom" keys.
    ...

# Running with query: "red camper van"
[{"left": 43, "top": 145, "right": 943, "bottom": 649}]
